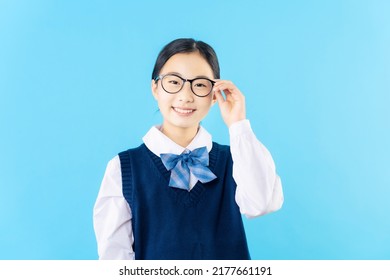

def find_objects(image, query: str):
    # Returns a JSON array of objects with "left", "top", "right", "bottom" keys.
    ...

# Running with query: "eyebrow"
[{"left": 165, "top": 72, "right": 213, "bottom": 80}]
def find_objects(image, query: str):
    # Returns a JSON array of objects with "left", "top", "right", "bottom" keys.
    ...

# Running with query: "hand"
[{"left": 213, "top": 80, "right": 246, "bottom": 127}]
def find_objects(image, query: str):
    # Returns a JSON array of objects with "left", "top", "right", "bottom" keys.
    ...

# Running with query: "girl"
[{"left": 93, "top": 38, "right": 283, "bottom": 260}]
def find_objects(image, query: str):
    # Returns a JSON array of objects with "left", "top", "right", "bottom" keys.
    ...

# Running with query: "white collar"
[{"left": 142, "top": 125, "right": 213, "bottom": 157}]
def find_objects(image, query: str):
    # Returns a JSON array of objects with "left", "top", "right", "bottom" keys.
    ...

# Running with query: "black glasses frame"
[{"left": 154, "top": 74, "right": 215, "bottom": 97}]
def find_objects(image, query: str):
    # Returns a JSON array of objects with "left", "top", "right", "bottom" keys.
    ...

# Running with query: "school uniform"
[{"left": 93, "top": 119, "right": 283, "bottom": 260}]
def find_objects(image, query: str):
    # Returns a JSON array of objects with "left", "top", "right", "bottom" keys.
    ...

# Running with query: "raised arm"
[{"left": 214, "top": 81, "right": 283, "bottom": 218}]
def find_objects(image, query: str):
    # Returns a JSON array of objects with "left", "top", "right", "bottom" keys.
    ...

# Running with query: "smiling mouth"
[{"left": 172, "top": 107, "right": 196, "bottom": 115}]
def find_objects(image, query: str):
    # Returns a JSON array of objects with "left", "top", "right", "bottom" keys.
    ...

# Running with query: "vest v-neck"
[
  {"left": 143, "top": 143, "right": 220, "bottom": 207},
  {"left": 119, "top": 142, "right": 250, "bottom": 259}
]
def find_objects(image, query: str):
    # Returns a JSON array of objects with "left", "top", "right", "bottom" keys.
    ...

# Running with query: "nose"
[{"left": 177, "top": 81, "right": 194, "bottom": 102}]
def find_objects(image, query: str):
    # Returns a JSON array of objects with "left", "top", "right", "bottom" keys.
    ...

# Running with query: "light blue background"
[{"left": 1, "top": 0, "right": 389, "bottom": 259}]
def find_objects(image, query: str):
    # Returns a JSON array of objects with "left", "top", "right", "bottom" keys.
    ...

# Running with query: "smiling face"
[{"left": 151, "top": 51, "right": 216, "bottom": 134}]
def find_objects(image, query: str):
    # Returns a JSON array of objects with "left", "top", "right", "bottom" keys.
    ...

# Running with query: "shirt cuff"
[{"left": 229, "top": 119, "right": 253, "bottom": 139}]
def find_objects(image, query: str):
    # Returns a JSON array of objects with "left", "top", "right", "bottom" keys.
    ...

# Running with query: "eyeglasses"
[{"left": 154, "top": 74, "right": 215, "bottom": 97}]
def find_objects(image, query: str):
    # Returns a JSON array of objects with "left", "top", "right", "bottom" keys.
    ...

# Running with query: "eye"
[
  {"left": 193, "top": 78, "right": 212, "bottom": 89},
  {"left": 164, "top": 75, "right": 183, "bottom": 86},
  {"left": 168, "top": 79, "right": 180, "bottom": 85},
  {"left": 193, "top": 82, "right": 208, "bottom": 88}
]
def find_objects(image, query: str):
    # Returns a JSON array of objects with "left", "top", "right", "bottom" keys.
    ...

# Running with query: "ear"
[
  {"left": 211, "top": 92, "right": 217, "bottom": 106},
  {"left": 151, "top": 80, "right": 158, "bottom": 100}
]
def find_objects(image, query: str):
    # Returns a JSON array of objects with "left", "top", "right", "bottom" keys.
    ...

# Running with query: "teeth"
[{"left": 174, "top": 107, "right": 194, "bottom": 114}]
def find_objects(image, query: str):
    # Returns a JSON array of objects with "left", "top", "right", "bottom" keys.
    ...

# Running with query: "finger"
[
  {"left": 214, "top": 83, "right": 239, "bottom": 95},
  {"left": 214, "top": 90, "right": 226, "bottom": 104},
  {"left": 213, "top": 80, "right": 233, "bottom": 86},
  {"left": 217, "top": 88, "right": 242, "bottom": 102}
]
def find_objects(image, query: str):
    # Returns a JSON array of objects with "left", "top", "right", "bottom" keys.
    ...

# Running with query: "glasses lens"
[
  {"left": 162, "top": 75, "right": 183, "bottom": 93},
  {"left": 192, "top": 78, "right": 213, "bottom": 96}
]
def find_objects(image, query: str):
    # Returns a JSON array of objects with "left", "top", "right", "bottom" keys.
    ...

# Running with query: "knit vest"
[{"left": 118, "top": 143, "right": 250, "bottom": 260}]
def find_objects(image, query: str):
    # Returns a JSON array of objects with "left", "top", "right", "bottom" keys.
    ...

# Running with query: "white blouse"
[{"left": 93, "top": 119, "right": 284, "bottom": 260}]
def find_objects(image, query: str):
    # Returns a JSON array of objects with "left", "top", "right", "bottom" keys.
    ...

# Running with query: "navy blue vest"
[{"left": 118, "top": 143, "right": 250, "bottom": 260}]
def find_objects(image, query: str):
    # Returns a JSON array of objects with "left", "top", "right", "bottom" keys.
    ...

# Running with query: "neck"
[{"left": 161, "top": 123, "right": 199, "bottom": 148}]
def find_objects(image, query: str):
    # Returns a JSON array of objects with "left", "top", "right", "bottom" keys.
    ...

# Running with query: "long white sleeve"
[
  {"left": 230, "top": 120, "right": 284, "bottom": 218},
  {"left": 93, "top": 156, "right": 135, "bottom": 260}
]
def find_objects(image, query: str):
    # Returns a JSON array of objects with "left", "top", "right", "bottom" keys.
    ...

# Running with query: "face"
[{"left": 151, "top": 51, "right": 216, "bottom": 132}]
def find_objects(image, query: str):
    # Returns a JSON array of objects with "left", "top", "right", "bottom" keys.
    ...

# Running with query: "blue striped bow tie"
[{"left": 160, "top": 146, "right": 217, "bottom": 191}]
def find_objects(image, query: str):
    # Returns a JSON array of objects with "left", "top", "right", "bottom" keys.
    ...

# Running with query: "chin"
[{"left": 169, "top": 120, "right": 200, "bottom": 130}]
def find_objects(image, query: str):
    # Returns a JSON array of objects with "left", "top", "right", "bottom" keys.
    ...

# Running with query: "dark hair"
[{"left": 151, "top": 38, "right": 220, "bottom": 80}]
